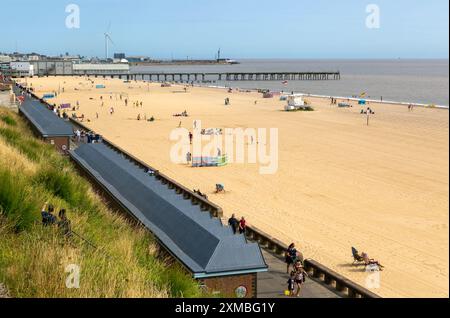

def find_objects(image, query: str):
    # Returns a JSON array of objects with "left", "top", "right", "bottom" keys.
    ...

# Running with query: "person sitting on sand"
[
  {"left": 41, "top": 202, "right": 56, "bottom": 227},
  {"left": 215, "top": 183, "right": 225, "bottom": 193},
  {"left": 361, "top": 252, "right": 384, "bottom": 270}
]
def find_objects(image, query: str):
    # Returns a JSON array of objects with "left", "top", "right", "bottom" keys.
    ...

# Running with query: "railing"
[{"left": 246, "top": 225, "right": 381, "bottom": 298}]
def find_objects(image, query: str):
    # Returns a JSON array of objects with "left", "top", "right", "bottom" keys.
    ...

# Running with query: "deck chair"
[{"left": 352, "top": 247, "right": 365, "bottom": 265}]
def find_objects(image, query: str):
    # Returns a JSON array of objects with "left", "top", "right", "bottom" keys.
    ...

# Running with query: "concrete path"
[{"left": 258, "top": 250, "right": 340, "bottom": 298}]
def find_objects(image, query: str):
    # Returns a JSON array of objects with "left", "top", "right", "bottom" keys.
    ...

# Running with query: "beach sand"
[{"left": 22, "top": 76, "right": 449, "bottom": 298}]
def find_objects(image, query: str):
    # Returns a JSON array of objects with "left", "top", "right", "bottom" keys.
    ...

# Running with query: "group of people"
[
  {"left": 285, "top": 243, "right": 308, "bottom": 297},
  {"left": 74, "top": 129, "right": 100, "bottom": 144},
  {"left": 361, "top": 107, "right": 375, "bottom": 115},
  {"left": 173, "top": 110, "right": 189, "bottom": 117},
  {"left": 41, "top": 202, "right": 72, "bottom": 238},
  {"left": 227, "top": 214, "right": 247, "bottom": 235}
]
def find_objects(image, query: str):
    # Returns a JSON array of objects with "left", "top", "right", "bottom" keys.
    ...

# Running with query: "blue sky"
[{"left": 0, "top": 0, "right": 448, "bottom": 59}]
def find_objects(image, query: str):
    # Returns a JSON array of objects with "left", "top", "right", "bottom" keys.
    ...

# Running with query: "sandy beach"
[{"left": 21, "top": 76, "right": 449, "bottom": 298}]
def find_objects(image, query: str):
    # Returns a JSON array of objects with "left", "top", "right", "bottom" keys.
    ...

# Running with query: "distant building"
[
  {"left": 5, "top": 62, "right": 34, "bottom": 77},
  {"left": 27, "top": 55, "right": 41, "bottom": 61},
  {"left": 114, "top": 53, "right": 126, "bottom": 59},
  {"left": 0, "top": 55, "right": 12, "bottom": 63},
  {"left": 72, "top": 63, "right": 130, "bottom": 75},
  {"left": 29, "top": 60, "right": 74, "bottom": 76}
]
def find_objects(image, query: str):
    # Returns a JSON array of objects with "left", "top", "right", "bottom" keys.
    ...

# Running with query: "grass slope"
[{"left": 0, "top": 108, "right": 201, "bottom": 298}]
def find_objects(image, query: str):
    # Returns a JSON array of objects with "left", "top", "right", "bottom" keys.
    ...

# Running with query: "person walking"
[
  {"left": 238, "top": 217, "right": 247, "bottom": 235},
  {"left": 294, "top": 265, "right": 308, "bottom": 297},
  {"left": 228, "top": 214, "right": 239, "bottom": 234},
  {"left": 186, "top": 152, "right": 192, "bottom": 164},
  {"left": 285, "top": 243, "right": 298, "bottom": 274}
]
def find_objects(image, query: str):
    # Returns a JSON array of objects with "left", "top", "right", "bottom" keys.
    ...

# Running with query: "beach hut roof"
[
  {"left": 69, "top": 143, "right": 268, "bottom": 278},
  {"left": 19, "top": 98, "right": 74, "bottom": 137}
]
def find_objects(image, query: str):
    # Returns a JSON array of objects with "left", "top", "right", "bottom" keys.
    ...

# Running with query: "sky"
[{"left": 0, "top": 0, "right": 448, "bottom": 59}]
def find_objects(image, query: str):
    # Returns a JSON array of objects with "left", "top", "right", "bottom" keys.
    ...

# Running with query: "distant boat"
[
  {"left": 217, "top": 58, "right": 240, "bottom": 64},
  {"left": 282, "top": 80, "right": 288, "bottom": 85}
]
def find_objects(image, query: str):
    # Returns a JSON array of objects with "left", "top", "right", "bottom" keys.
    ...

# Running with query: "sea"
[{"left": 132, "top": 59, "right": 449, "bottom": 107}]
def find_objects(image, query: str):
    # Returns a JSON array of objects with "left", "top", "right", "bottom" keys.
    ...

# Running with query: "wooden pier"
[{"left": 90, "top": 71, "right": 341, "bottom": 82}]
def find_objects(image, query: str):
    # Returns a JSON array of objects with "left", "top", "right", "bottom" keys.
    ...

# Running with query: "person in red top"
[{"left": 239, "top": 217, "right": 246, "bottom": 235}]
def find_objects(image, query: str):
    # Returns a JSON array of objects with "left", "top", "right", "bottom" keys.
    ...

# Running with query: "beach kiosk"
[
  {"left": 285, "top": 94, "right": 306, "bottom": 111},
  {"left": 19, "top": 97, "right": 73, "bottom": 153}
]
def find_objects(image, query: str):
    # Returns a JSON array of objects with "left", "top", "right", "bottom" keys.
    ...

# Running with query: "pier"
[{"left": 90, "top": 71, "right": 341, "bottom": 82}]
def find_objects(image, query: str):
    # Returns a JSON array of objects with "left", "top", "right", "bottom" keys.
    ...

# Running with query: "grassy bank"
[{"left": 0, "top": 108, "right": 201, "bottom": 298}]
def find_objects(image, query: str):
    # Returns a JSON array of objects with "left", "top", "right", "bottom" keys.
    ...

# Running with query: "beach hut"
[
  {"left": 285, "top": 94, "right": 308, "bottom": 111},
  {"left": 18, "top": 95, "right": 73, "bottom": 153}
]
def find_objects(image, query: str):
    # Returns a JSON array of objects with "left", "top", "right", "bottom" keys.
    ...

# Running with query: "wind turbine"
[{"left": 104, "top": 23, "right": 115, "bottom": 60}]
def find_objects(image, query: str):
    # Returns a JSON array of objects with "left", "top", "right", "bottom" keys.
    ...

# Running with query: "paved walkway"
[{"left": 258, "top": 250, "right": 340, "bottom": 298}]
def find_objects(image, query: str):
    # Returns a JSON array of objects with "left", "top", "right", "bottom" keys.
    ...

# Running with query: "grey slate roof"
[
  {"left": 19, "top": 97, "right": 73, "bottom": 137},
  {"left": 69, "top": 143, "right": 268, "bottom": 278}
]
